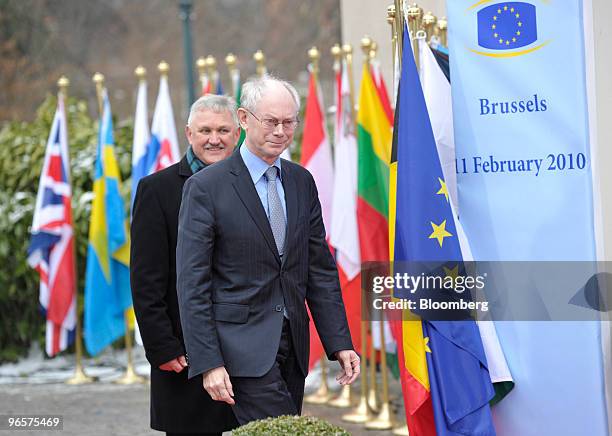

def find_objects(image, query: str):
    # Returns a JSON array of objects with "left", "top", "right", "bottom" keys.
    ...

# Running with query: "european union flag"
[
  {"left": 394, "top": 25, "right": 496, "bottom": 434},
  {"left": 478, "top": 2, "right": 537, "bottom": 50}
]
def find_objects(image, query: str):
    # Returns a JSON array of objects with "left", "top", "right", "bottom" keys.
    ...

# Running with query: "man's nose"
[
  {"left": 272, "top": 123, "right": 285, "bottom": 135},
  {"left": 209, "top": 132, "right": 220, "bottom": 143}
]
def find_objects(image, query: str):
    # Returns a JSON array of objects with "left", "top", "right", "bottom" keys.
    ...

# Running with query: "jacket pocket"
[{"left": 212, "top": 302, "right": 249, "bottom": 323}]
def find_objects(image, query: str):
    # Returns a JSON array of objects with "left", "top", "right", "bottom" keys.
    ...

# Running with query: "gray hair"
[
  {"left": 187, "top": 94, "right": 239, "bottom": 127},
  {"left": 240, "top": 74, "right": 300, "bottom": 114}
]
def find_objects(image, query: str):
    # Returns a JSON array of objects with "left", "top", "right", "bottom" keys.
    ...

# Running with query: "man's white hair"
[
  {"left": 240, "top": 74, "right": 300, "bottom": 114},
  {"left": 187, "top": 94, "right": 239, "bottom": 127}
]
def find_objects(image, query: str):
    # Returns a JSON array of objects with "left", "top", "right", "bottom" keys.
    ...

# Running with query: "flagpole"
[
  {"left": 394, "top": 0, "right": 403, "bottom": 62},
  {"left": 302, "top": 46, "right": 333, "bottom": 406},
  {"left": 365, "top": 41, "right": 395, "bottom": 432},
  {"left": 62, "top": 76, "right": 96, "bottom": 385},
  {"left": 339, "top": 43, "right": 371, "bottom": 424},
  {"left": 205, "top": 55, "right": 217, "bottom": 93},
  {"left": 92, "top": 73, "right": 105, "bottom": 117},
  {"left": 326, "top": 43, "right": 354, "bottom": 411},
  {"left": 357, "top": 35, "right": 382, "bottom": 417},
  {"left": 92, "top": 73, "right": 144, "bottom": 384},
  {"left": 407, "top": 4, "right": 424, "bottom": 70},
  {"left": 438, "top": 16, "right": 448, "bottom": 47},
  {"left": 342, "top": 44, "right": 357, "bottom": 125},
  {"left": 225, "top": 53, "right": 237, "bottom": 97},
  {"left": 423, "top": 11, "right": 437, "bottom": 45},
  {"left": 253, "top": 50, "right": 266, "bottom": 77},
  {"left": 196, "top": 57, "right": 207, "bottom": 94},
  {"left": 388, "top": 5, "right": 397, "bottom": 76}
]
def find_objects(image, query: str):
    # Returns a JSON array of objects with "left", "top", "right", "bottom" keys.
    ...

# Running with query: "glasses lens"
[{"left": 282, "top": 120, "right": 298, "bottom": 131}]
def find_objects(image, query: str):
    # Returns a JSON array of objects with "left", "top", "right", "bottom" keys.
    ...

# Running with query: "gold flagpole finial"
[
  {"left": 196, "top": 57, "right": 206, "bottom": 75},
  {"left": 253, "top": 50, "right": 266, "bottom": 77},
  {"left": 57, "top": 76, "right": 70, "bottom": 98},
  {"left": 407, "top": 3, "right": 424, "bottom": 68},
  {"left": 331, "top": 44, "right": 342, "bottom": 73},
  {"left": 92, "top": 72, "right": 105, "bottom": 86},
  {"left": 158, "top": 61, "right": 170, "bottom": 76},
  {"left": 437, "top": 16, "right": 448, "bottom": 47},
  {"left": 225, "top": 53, "right": 237, "bottom": 70},
  {"left": 342, "top": 43, "right": 353, "bottom": 58},
  {"left": 134, "top": 66, "right": 146, "bottom": 83},
  {"left": 308, "top": 46, "right": 320, "bottom": 79},
  {"left": 369, "top": 41, "right": 378, "bottom": 60},
  {"left": 423, "top": 11, "right": 437, "bottom": 39},
  {"left": 205, "top": 55, "right": 216, "bottom": 70},
  {"left": 92, "top": 73, "right": 105, "bottom": 116},
  {"left": 361, "top": 36, "right": 372, "bottom": 56}
]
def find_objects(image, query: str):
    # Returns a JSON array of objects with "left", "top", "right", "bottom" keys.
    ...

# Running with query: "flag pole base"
[
  {"left": 66, "top": 366, "right": 97, "bottom": 385},
  {"left": 304, "top": 381, "right": 331, "bottom": 404},
  {"left": 341, "top": 395, "right": 370, "bottom": 423},
  {"left": 393, "top": 424, "right": 410, "bottom": 435},
  {"left": 328, "top": 384, "right": 352, "bottom": 408},
  {"left": 365, "top": 402, "right": 394, "bottom": 430},
  {"left": 114, "top": 364, "right": 146, "bottom": 385},
  {"left": 367, "top": 387, "right": 379, "bottom": 412}
]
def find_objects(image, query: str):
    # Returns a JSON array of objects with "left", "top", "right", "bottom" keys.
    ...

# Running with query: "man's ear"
[
  {"left": 184, "top": 124, "right": 191, "bottom": 143},
  {"left": 237, "top": 108, "right": 248, "bottom": 131}
]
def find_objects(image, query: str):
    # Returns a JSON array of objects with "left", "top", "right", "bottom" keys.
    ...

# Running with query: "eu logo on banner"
[{"left": 478, "top": 2, "right": 537, "bottom": 50}]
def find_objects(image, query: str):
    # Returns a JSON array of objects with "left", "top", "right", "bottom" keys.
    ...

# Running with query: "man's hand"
[
  {"left": 202, "top": 366, "right": 235, "bottom": 405},
  {"left": 158, "top": 355, "right": 188, "bottom": 373},
  {"left": 335, "top": 350, "right": 360, "bottom": 385}
]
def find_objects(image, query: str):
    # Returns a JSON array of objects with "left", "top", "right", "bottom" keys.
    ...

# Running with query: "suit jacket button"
[{"left": 275, "top": 305, "right": 283, "bottom": 312}]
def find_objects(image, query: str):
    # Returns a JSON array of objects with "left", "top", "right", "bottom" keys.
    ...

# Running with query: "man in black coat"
[
  {"left": 131, "top": 94, "right": 241, "bottom": 435},
  {"left": 176, "top": 76, "right": 360, "bottom": 425}
]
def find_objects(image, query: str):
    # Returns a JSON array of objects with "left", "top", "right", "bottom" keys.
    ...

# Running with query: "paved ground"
[
  {"left": 0, "top": 379, "right": 407, "bottom": 435},
  {"left": 0, "top": 347, "right": 407, "bottom": 435}
]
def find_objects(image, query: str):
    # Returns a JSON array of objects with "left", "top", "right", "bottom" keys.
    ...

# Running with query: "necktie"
[{"left": 265, "top": 166, "right": 286, "bottom": 256}]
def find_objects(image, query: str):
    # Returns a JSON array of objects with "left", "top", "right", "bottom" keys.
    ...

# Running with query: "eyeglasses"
[{"left": 243, "top": 108, "right": 299, "bottom": 132}]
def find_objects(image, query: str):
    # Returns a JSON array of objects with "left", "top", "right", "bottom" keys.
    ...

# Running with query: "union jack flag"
[{"left": 27, "top": 95, "right": 77, "bottom": 357}]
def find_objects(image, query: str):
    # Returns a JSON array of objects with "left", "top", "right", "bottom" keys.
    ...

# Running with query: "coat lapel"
[
  {"left": 281, "top": 163, "right": 298, "bottom": 267},
  {"left": 230, "top": 153, "right": 280, "bottom": 262},
  {"left": 178, "top": 155, "right": 193, "bottom": 178}
]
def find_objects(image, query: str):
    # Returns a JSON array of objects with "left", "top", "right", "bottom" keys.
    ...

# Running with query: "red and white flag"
[
  {"left": 300, "top": 68, "right": 334, "bottom": 230},
  {"left": 300, "top": 67, "right": 334, "bottom": 369},
  {"left": 27, "top": 95, "right": 77, "bottom": 357},
  {"left": 151, "top": 75, "right": 180, "bottom": 170},
  {"left": 329, "top": 60, "right": 362, "bottom": 355}
]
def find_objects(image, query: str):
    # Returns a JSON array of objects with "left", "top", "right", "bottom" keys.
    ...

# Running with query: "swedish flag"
[
  {"left": 84, "top": 92, "right": 132, "bottom": 356},
  {"left": 478, "top": 2, "right": 537, "bottom": 50}
]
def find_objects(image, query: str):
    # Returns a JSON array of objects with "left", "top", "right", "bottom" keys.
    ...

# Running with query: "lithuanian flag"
[{"left": 357, "top": 64, "right": 391, "bottom": 263}]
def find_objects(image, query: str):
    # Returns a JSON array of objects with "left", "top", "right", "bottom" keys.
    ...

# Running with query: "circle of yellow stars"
[{"left": 491, "top": 4, "right": 522, "bottom": 47}]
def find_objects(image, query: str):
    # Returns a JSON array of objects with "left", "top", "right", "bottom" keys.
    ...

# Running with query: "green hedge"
[
  {"left": 233, "top": 415, "right": 349, "bottom": 436},
  {"left": 0, "top": 95, "right": 133, "bottom": 363}
]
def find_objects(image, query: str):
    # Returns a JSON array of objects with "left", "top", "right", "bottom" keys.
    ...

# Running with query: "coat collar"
[{"left": 178, "top": 154, "right": 193, "bottom": 178}]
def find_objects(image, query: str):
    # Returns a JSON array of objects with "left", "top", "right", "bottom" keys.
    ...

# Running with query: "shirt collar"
[
  {"left": 240, "top": 143, "right": 282, "bottom": 184},
  {"left": 186, "top": 146, "right": 207, "bottom": 174}
]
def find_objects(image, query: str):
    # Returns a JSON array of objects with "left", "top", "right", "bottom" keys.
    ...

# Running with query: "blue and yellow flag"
[
  {"left": 394, "top": 27, "right": 495, "bottom": 435},
  {"left": 84, "top": 92, "right": 132, "bottom": 356}
]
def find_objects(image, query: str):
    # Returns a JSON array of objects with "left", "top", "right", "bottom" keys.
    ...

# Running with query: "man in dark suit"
[
  {"left": 176, "top": 76, "right": 360, "bottom": 425},
  {"left": 131, "top": 94, "right": 241, "bottom": 435}
]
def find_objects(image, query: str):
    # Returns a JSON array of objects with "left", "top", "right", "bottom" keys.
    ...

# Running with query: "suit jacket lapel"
[
  {"left": 230, "top": 152, "right": 280, "bottom": 262},
  {"left": 282, "top": 163, "right": 297, "bottom": 267}
]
